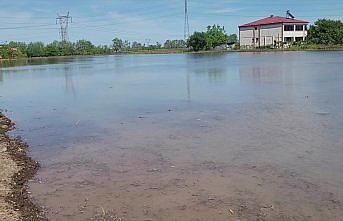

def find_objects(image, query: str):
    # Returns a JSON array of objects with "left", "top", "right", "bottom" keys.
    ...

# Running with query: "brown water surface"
[{"left": 1, "top": 52, "right": 343, "bottom": 220}]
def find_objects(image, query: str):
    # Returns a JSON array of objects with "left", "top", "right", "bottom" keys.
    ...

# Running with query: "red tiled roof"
[{"left": 239, "top": 16, "right": 309, "bottom": 28}]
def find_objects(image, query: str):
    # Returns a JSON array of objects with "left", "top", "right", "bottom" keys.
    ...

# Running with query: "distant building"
[{"left": 239, "top": 15, "right": 309, "bottom": 48}]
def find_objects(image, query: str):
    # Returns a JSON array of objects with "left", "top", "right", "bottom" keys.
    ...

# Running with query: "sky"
[{"left": 0, "top": 0, "right": 342, "bottom": 45}]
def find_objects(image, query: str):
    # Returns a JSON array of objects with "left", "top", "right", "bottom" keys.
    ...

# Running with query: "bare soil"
[{"left": 0, "top": 112, "right": 46, "bottom": 221}]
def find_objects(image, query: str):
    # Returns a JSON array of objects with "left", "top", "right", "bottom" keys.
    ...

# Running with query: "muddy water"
[{"left": 1, "top": 52, "right": 343, "bottom": 221}]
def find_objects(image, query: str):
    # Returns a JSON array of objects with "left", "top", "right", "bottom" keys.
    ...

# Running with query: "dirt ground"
[{"left": 0, "top": 112, "right": 45, "bottom": 221}]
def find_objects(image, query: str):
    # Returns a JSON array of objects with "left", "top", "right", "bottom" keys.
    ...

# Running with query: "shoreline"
[
  {"left": 1, "top": 47, "right": 343, "bottom": 62},
  {"left": 0, "top": 112, "right": 46, "bottom": 221}
]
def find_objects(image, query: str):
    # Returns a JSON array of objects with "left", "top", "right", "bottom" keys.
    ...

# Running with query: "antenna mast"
[
  {"left": 56, "top": 12, "right": 72, "bottom": 41},
  {"left": 184, "top": 0, "right": 190, "bottom": 40}
]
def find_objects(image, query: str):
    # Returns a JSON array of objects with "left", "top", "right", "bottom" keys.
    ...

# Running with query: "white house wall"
[
  {"left": 283, "top": 24, "right": 308, "bottom": 41},
  {"left": 259, "top": 24, "right": 283, "bottom": 46},
  {"left": 239, "top": 23, "right": 308, "bottom": 48},
  {"left": 240, "top": 24, "right": 282, "bottom": 48},
  {"left": 239, "top": 27, "right": 256, "bottom": 47}
]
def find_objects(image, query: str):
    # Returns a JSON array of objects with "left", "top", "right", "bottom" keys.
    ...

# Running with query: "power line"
[
  {"left": 0, "top": 23, "right": 55, "bottom": 30},
  {"left": 56, "top": 12, "right": 72, "bottom": 41}
]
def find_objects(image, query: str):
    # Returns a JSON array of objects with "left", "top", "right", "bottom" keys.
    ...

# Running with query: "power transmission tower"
[
  {"left": 184, "top": 0, "right": 190, "bottom": 40},
  {"left": 56, "top": 12, "right": 72, "bottom": 41}
]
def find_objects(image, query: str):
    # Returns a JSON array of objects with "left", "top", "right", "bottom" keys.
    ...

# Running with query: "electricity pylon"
[{"left": 56, "top": 12, "right": 72, "bottom": 41}]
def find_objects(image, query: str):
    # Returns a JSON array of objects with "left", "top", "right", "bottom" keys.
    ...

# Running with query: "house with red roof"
[{"left": 239, "top": 15, "right": 309, "bottom": 48}]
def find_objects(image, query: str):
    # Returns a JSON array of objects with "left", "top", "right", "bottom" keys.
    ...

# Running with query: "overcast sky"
[{"left": 0, "top": 0, "right": 342, "bottom": 45}]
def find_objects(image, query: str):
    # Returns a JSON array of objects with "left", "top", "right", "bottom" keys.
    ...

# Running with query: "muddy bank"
[{"left": 0, "top": 112, "right": 46, "bottom": 221}]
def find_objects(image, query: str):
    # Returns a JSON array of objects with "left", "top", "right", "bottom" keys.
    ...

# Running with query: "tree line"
[
  {"left": 0, "top": 39, "right": 188, "bottom": 59},
  {"left": 0, "top": 40, "right": 112, "bottom": 59},
  {"left": 112, "top": 38, "right": 187, "bottom": 52}
]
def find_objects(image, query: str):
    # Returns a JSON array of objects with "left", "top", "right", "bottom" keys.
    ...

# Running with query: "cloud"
[{"left": 209, "top": 8, "right": 241, "bottom": 14}]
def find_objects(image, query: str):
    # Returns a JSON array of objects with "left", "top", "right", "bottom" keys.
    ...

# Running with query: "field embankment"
[{"left": 0, "top": 112, "right": 46, "bottom": 221}]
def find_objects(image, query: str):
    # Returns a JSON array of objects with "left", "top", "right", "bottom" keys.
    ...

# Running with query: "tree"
[
  {"left": 123, "top": 40, "right": 131, "bottom": 51},
  {"left": 228, "top": 34, "right": 238, "bottom": 43},
  {"left": 75, "top": 40, "right": 95, "bottom": 55},
  {"left": 205, "top": 25, "right": 229, "bottom": 49},
  {"left": 8, "top": 41, "right": 27, "bottom": 55},
  {"left": 95, "top": 45, "right": 112, "bottom": 54},
  {"left": 187, "top": 32, "right": 208, "bottom": 51},
  {"left": 131, "top": 41, "right": 143, "bottom": 50},
  {"left": 307, "top": 19, "right": 343, "bottom": 45},
  {"left": 58, "top": 41, "right": 75, "bottom": 56},
  {"left": 0, "top": 44, "right": 26, "bottom": 59},
  {"left": 146, "top": 42, "right": 162, "bottom": 50},
  {"left": 187, "top": 24, "right": 234, "bottom": 51},
  {"left": 26, "top": 42, "right": 45, "bottom": 57},
  {"left": 164, "top": 39, "right": 186, "bottom": 49},
  {"left": 45, "top": 41, "right": 60, "bottom": 56},
  {"left": 112, "top": 38, "right": 124, "bottom": 52}
]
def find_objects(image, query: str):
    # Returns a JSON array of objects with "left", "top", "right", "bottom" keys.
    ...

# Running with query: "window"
[
  {"left": 252, "top": 38, "right": 255, "bottom": 43},
  {"left": 256, "top": 38, "right": 259, "bottom": 42},
  {"left": 284, "top": 25, "right": 294, "bottom": 31},
  {"left": 284, "top": 37, "right": 293, "bottom": 42},
  {"left": 295, "top": 37, "right": 304, "bottom": 42},
  {"left": 304, "top": 25, "right": 308, "bottom": 31},
  {"left": 296, "top": 25, "right": 304, "bottom": 31}
]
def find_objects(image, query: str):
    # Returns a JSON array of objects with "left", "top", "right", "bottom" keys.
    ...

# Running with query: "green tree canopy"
[
  {"left": 58, "top": 41, "right": 75, "bottom": 56},
  {"left": 131, "top": 41, "right": 143, "bottom": 50},
  {"left": 307, "top": 19, "right": 343, "bottom": 45},
  {"left": 45, "top": 41, "right": 59, "bottom": 56},
  {"left": 164, "top": 40, "right": 186, "bottom": 49},
  {"left": 112, "top": 38, "right": 124, "bottom": 52},
  {"left": 187, "top": 24, "right": 233, "bottom": 51},
  {"left": 187, "top": 32, "right": 208, "bottom": 51},
  {"left": 205, "top": 25, "right": 229, "bottom": 49},
  {"left": 228, "top": 34, "right": 238, "bottom": 43},
  {"left": 75, "top": 40, "right": 95, "bottom": 55},
  {"left": 26, "top": 42, "right": 45, "bottom": 57},
  {"left": 8, "top": 41, "right": 27, "bottom": 55}
]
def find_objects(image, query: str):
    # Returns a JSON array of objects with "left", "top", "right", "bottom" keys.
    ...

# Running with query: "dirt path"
[{"left": 0, "top": 112, "right": 46, "bottom": 221}]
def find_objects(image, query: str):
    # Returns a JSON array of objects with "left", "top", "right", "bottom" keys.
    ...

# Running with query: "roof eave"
[{"left": 239, "top": 21, "right": 309, "bottom": 28}]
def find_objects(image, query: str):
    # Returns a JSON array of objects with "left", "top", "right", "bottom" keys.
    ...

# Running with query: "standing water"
[{"left": 1, "top": 52, "right": 343, "bottom": 221}]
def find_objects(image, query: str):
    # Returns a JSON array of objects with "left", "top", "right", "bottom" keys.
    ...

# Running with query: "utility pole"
[
  {"left": 56, "top": 12, "right": 72, "bottom": 41},
  {"left": 184, "top": 0, "right": 190, "bottom": 40}
]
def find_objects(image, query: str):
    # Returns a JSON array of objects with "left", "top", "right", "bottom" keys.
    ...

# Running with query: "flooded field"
[{"left": 1, "top": 51, "right": 343, "bottom": 221}]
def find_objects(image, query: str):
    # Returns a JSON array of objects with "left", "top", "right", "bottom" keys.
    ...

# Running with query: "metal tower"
[
  {"left": 184, "top": 0, "right": 190, "bottom": 40},
  {"left": 56, "top": 12, "right": 72, "bottom": 41}
]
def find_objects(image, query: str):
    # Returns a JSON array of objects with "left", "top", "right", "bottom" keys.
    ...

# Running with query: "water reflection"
[
  {"left": 0, "top": 56, "right": 93, "bottom": 69},
  {"left": 64, "top": 73, "right": 76, "bottom": 98},
  {"left": 239, "top": 66, "right": 288, "bottom": 84},
  {"left": 186, "top": 53, "right": 227, "bottom": 84}
]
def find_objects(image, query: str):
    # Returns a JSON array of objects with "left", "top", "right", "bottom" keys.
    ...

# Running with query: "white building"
[{"left": 239, "top": 15, "right": 309, "bottom": 48}]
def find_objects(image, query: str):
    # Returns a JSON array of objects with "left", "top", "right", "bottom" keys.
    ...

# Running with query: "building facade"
[{"left": 239, "top": 16, "right": 309, "bottom": 48}]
